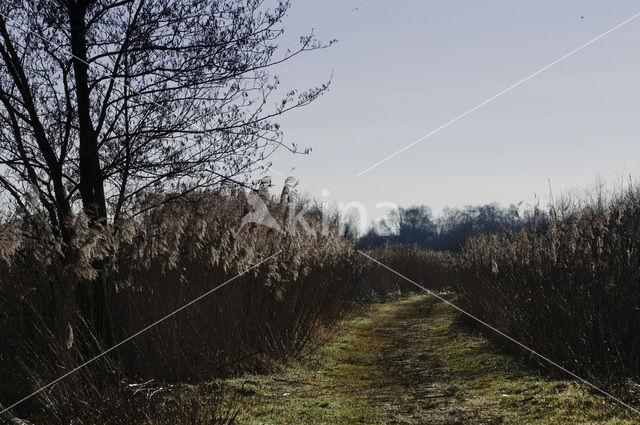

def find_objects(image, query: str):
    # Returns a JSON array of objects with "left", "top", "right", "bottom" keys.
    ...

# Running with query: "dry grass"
[
  {"left": 358, "top": 244, "right": 456, "bottom": 299},
  {"left": 0, "top": 188, "right": 358, "bottom": 424},
  {"left": 457, "top": 185, "right": 640, "bottom": 390}
]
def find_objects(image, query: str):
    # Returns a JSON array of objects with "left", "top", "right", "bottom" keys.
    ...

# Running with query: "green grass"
[{"left": 157, "top": 296, "right": 638, "bottom": 424}]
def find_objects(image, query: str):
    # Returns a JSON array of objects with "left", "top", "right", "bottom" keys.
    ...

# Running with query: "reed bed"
[
  {"left": 360, "top": 185, "right": 640, "bottom": 393},
  {"left": 457, "top": 187, "right": 640, "bottom": 385},
  {"left": 0, "top": 188, "right": 357, "bottom": 424},
  {"left": 6, "top": 180, "right": 640, "bottom": 422},
  {"left": 360, "top": 244, "right": 457, "bottom": 298}
]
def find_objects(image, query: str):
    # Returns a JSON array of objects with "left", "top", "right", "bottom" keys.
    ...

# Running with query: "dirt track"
[{"left": 211, "top": 295, "right": 636, "bottom": 424}]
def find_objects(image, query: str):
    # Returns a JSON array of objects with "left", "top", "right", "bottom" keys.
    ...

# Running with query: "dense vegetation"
[
  {"left": 0, "top": 2, "right": 337, "bottom": 423},
  {"left": 458, "top": 186, "right": 640, "bottom": 385},
  {"left": 5, "top": 177, "right": 640, "bottom": 423},
  {"left": 0, "top": 185, "right": 359, "bottom": 424},
  {"left": 365, "top": 184, "right": 640, "bottom": 399}
]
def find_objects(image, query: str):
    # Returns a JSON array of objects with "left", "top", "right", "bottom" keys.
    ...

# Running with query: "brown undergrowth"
[{"left": 0, "top": 187, "right": 358, "bottom": 424}]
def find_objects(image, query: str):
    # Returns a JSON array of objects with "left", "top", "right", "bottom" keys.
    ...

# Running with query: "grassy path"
[{"left": 192, "top": 296, "right": 637, "bottom": 424}]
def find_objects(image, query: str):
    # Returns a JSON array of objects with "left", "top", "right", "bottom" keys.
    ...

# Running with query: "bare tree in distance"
[
  {"left": 381, "top": 205, "right": 437, "bottom": 246},
  {"left": 0, "top": 0, "right": 333, "bottom": 239}
]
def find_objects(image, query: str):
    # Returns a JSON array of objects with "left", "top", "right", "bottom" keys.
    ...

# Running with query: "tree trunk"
[
  {"left": 67, "top": 1, "right": 112, "bottom": 346},
  {"left": 68, "top": 1, "right": 108, "bottom": 224}
]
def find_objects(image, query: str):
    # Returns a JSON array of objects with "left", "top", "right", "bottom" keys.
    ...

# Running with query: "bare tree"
[
  {"left": 381, "top": 205, "right": 436, "bottom": 246},
  {"left": 0, "top": 0, "right": 332, "bottom": 238},
  {"left": 0, "top": 0, "right": 332, "bottom": 345}
]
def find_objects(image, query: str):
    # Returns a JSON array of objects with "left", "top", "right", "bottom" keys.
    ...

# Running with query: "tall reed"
[
  {"left": 360, "top": 244, "right": 456, "bottom": 298},
  {"left": 0, "top": 186, "right": 358, "bottom": 424},
  {"left": 458, "top": 186, "right": 640, "bottom": 383}
]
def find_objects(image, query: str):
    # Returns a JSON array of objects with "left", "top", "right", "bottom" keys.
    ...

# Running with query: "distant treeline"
[{"left": 358, "top": 203, "right": 543, "bottom": 251}]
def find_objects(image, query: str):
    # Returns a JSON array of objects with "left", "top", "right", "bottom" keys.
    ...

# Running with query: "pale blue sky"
[{"left": 266, "top": 1, "right": 640, "bottom": 227}]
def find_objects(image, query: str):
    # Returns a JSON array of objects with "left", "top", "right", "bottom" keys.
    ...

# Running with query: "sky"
[{"left": 263, "top": 0, "right": 640, "bottom": 231}]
